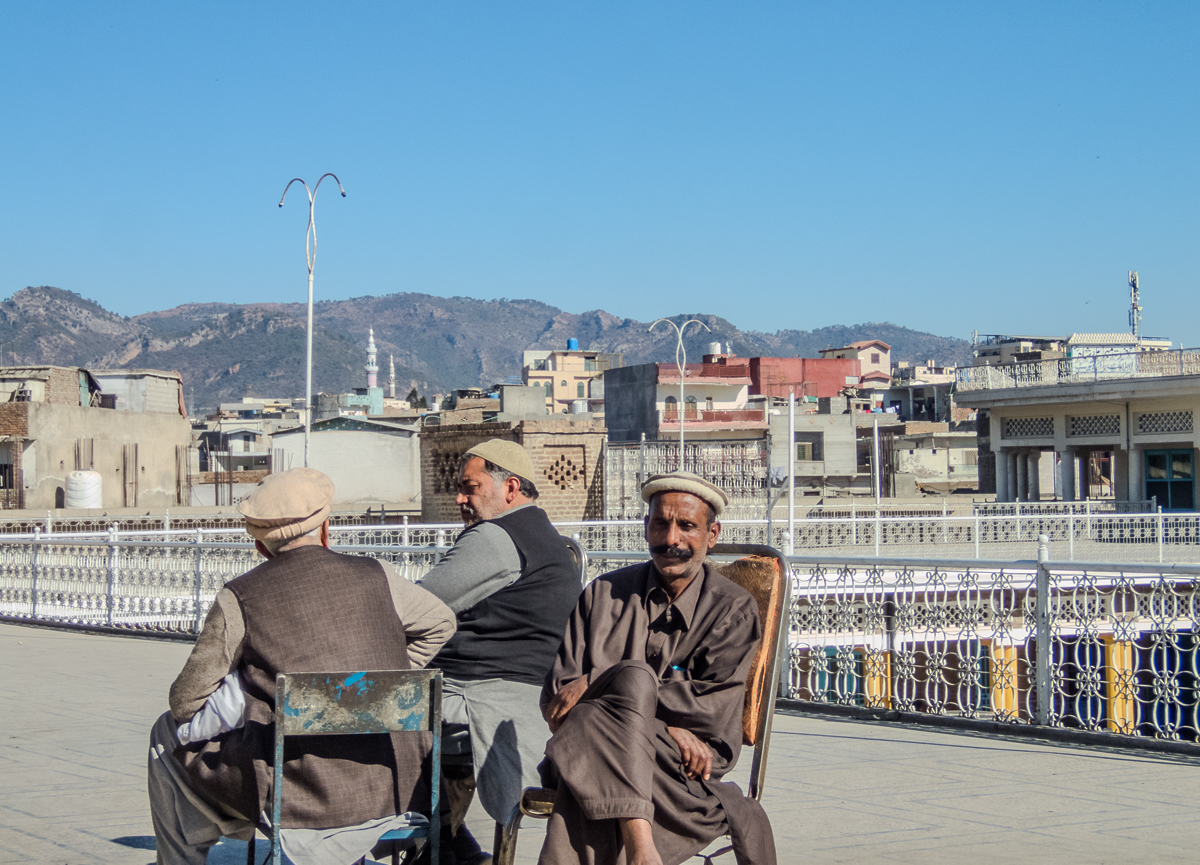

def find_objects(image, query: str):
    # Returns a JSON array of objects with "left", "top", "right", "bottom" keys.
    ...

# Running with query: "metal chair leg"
[
  {"left": 246, "top": 834, "right": 256, "bottom": 865},
  {"left": 492, "top": 804, "right": 525, "bottom": 865}
]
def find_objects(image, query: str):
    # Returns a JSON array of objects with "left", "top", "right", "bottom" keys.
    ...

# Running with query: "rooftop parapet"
[{"left": 956, "top": 346, "right": 1200, "bottom": 392}]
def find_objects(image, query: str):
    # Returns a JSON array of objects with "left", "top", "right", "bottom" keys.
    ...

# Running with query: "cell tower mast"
[{"left": 1128, "top": 270, "right": 1141, "bottom": 341}]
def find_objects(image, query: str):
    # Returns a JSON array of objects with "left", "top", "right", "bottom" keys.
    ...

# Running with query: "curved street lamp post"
[
  {"left": 649, "top": 318, "right": 711, "bottom": 471},
  {"left": 278, "top": 174, "right": 346, "bottom": 468}
]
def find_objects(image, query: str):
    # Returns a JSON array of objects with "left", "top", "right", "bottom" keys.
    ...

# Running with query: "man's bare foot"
[{"left": 618, "top": 817, "right": 663, "bottom": 865}]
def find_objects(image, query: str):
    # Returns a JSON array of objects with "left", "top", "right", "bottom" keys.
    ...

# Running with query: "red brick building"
[{"left": 701, "top": 353, "right": 863, "bottom": 400}]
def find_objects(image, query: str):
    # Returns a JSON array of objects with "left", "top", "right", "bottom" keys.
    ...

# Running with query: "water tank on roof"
[
  {"left": 708, "top": 341, "right": 723, "bottom": 355},
  {"left": 567, "top": 338, "right": 579, "bottom": 351},
  {"left": 571, "top": 399, "right": 588, "bottom": 414},
  {"left": 65, "top": 471, "right": 103, "bottom": 509}
]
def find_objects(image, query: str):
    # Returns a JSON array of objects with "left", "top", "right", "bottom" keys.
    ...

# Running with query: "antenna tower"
[{"left": 1128, "top": 270, "right": 1141, "bottom": 341}]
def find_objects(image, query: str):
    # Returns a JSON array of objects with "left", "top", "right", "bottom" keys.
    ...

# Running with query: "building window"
[
  {"left": 576, "top": 382, "right": 585, "bottom": 398},
  {"left": 544, "top": 381, "right": 553, "bottom": 398},
  {"left": 560, "top": 380, "right": 567, "bottom": 388},
  {"left": 1145, "top": 449, "right": 1194, "bottom": 511},
  {"left": 871, "top": 353, "right": 880, "bottom": 364},
  {"left": 242, "top": 437, "right": 251, "bottom": 453}
]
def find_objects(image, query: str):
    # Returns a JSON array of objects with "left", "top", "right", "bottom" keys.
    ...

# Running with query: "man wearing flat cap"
[
  {"left": 537, "top": 470, "right": 777, "bottom": 865},
  {"left": 146, "top": 468, "right": 456, "bottom": 865},
  {"left": 416, "top": 439, "right": 581, "bottom": 862}
]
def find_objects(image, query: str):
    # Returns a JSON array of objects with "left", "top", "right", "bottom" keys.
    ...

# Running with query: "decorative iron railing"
[
  {"left": 783, "top": 542, "right": 1200, "bottom": 743},
  {"left": 956, "top": 347, "right": 1200, "bottom": 392},
  {"left": 2, "top": 528, "right": 1198, "bottom": 743}
]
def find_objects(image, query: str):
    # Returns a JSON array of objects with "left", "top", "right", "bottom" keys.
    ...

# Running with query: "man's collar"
[{"left": 646, "top": 561, "right": 706, "bottom": 630}]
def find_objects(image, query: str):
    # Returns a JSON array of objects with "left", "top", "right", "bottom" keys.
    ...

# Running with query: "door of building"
[{"left": 1145, "top": 449, "right": 1194, "bottom": 511}]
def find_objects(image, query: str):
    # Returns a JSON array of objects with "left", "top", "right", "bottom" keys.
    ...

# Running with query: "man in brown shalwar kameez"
[{"left": 538, "top": 471, "right": 777, "bottom": 865}]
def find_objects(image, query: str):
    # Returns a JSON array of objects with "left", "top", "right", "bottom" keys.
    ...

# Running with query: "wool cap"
[
  {"left": 464, "top": 439, "right": 536, "bottom": 482},
  {"left": 236, "top": 467, "right": 335, "bottom": 543},
  {"left": 640, "top": 470, "right": 729, "bottom": 517}
]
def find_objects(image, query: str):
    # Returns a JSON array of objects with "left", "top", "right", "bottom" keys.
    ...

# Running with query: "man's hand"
[
  {"left": 543, "top": 676, "right": 589, "bottom": 734},
  {"left": 667, "top": 726, "right": 713, "bottom": 781}
]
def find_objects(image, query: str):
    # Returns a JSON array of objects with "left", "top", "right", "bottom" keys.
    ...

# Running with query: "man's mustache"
[{"left": 650, "top": 544, "right": 694, "bottom": 560}]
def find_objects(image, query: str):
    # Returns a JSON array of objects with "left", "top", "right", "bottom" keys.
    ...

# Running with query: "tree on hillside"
[{"left": 406, "top": 387, "right": 428, "bottom": 409}]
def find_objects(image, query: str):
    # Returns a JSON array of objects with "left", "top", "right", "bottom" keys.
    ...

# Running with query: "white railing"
[
  {"left": 2, "top": 529, "right": 1198, "bottom": 744},
  {"left": 782, "top": 539, "right": 1200, "bottom": 743},
  {"left": 956, "top": 346, "right": 1200, "bottom": 392}
]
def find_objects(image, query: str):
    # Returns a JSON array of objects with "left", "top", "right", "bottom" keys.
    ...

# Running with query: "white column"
[
  {"left": 1028, "top": 451, "right": 1041, "bottom": 501},
  {"left": 1016, "top": 451, "right": 1029, "bottom": 502},
  {"left": 994, "top": 448, "right": 1009, "bottom": 502},
  {"left": 1128, "top": 445, "right": 1144, "bottom": 504},
  {"left": 1006, "top": 450, "right": 1019, "bottom": 503},
  {"left": 1058, "top": 449, "right": 1075, "bottom": 502}
]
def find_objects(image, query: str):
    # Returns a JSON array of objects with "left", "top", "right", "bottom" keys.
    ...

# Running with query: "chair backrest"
[
  {"left": 275, "top": 669, "right": 441, "bottom": 736},
  {"left": 710, "top": 544, "right": 791, "bottom": 801},
  {"left": 563, "top": 535, "right": 589, "bottom": 587},
  {"left": 272, "top": 669, "right": 442, "bottom": 860}
]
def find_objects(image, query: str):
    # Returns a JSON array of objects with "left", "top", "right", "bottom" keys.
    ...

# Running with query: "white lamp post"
[
  {"left": 649, "top": 318, "right": 711, "bottom": 471},
  {"left": 278, "top": 174, "right": 346, "bottom": 468}
]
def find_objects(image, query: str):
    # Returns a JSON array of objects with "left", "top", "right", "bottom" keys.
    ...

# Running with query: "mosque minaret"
[{"left": 365, "top": 328, "right": 379, "bottom": 388}]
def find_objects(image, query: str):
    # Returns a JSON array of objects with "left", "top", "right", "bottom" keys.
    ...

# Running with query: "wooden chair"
[
  {"left": 492, "top": 543, "right": 791, "bottom": 865},
  {"left": 250, "top": 669, "right": 443, "bottom": 865}
]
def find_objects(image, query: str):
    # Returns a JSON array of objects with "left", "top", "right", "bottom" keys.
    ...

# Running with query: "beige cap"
[
  {"left": 464, "top": 439, "right": 535, "bottom": 482},
  {"left": 640, "top": 470, "right": 729, "bottom": 517},
  {"left": 236, "top": 467, "right": 335, "bottom": 543}
]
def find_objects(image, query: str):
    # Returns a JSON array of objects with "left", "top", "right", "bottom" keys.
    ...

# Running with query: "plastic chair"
[
  {"left": 249, "top": 669, "right": 442, "bottom": 865},
  {"left": 492, "top": 543, "right": 791, "bottom": 865}
]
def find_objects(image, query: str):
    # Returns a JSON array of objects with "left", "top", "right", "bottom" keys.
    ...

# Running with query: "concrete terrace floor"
[{"left": 3, "top": 622, "right": 1200, "bottom": 865}]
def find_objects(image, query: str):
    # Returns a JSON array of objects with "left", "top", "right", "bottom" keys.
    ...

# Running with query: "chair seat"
[
  {"left": 379, "top": 827, "right": 430, "bottom": 842},
  {"left": 519, "top": 787, "right": 556, "bottom": 818}
]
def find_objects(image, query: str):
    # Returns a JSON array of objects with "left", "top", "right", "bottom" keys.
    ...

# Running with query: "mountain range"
[{"left": 0, "top": 286, "right": 972, "bottom": 412}]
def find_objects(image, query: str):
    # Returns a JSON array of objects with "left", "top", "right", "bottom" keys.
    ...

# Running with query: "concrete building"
[
  {"left": 956, "top": 345, "right": 1200, "bottom": 508},
  {"left": 820, "top": 340, "right": 892, "bottom": 390},
  {"left": 522, "top": 343, "right": 623, "bottom": 414},
  {"left": 603, "top": 362, "right": 769, "bottom": 443},
  {"left": 90, "top": 369, "right": 187, "bottom": 414},
  {"left": 970, "top": 333, "right": 1172, "bottom": 366},
  {"left": 765, "top": 394, "right": 909, "bottom": 500},
  {"left": 892, "top": 424, "right": 981, "bottom": 496},
  {"left": 420, "top": 417, "right": 606, "bottom": 522},
  {"left": 747, "top": 355, "right": 861, "bottom": 400},
  {"left": 0, "top": 365, "right": 191, "bottom": 509},
  {"left": 272, "top": 417, "right": 421, "bottom": 508}
]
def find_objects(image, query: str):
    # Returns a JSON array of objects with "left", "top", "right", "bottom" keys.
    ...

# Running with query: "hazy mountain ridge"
[{"left": 1, "top": 286, "right": 972, "bottom": 412}]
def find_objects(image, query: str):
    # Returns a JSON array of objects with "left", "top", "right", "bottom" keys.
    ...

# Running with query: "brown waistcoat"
[{"left": 177, "top": 545, "right": 431, "bottom": 829}]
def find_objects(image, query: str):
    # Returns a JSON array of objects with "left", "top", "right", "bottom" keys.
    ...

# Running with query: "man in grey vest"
[
  {"left": 146, "top": 468, "right": 456, "bottom": 865},
  {"left": 417, "top": 439, "right": 582, "bottom": 863}
]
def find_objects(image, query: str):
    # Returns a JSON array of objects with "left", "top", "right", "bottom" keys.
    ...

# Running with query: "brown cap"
[
  {"left": 640, "top": 470, "right": 729, "bottom": 516},
  {"left": 236, "top": 467, "right": 335, "bottom": 543},
  {"left": 464, "top": 439, "right": 535, "bottom": 482}
]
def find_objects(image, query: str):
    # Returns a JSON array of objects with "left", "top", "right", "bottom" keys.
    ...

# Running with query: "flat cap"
[
  {"left": 464, "top": 439, "right": 535, "bottom": 482},
  {"left": 640, "top": 470, "right": 729, "bottom": 517},
  {"left": 237, "top": 467, "right": 335, "bottom": 543}
]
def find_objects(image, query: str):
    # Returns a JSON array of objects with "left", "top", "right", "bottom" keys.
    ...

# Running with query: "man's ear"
[
  {"left": 707, "top": 519, "right": 721, "bottom": 546},
  {"left": 254, "top": 539, "right": 273, "bottom": 559},
  {"left": 320, "top": 520, "right": 331, "bottom": 548},
  {"left": 505, "top": 475, "right": 522, "bottom": 503}
]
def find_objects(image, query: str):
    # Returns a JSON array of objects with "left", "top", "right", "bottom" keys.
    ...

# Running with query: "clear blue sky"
[{"left": 1, "top": 2, "right": 1196, "bottom": 346}]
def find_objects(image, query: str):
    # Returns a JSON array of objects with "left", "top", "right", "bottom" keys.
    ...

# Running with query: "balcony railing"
[
  {"left": 956, "top": 347, "right": 1200, "bottom": 392},
  {"left": 660, "top": 408, "right": 767, "bottom": 425},
  {"left": 657, "top": 363, "right": 753, "bottom": 382}
]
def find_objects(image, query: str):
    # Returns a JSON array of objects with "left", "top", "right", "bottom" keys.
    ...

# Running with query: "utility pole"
[
  {"left": 649, "top": 317, "right": 711, "bottom": 471},
  {"left": 278, "top": 174, "right": 346, "bottom": 467}
]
